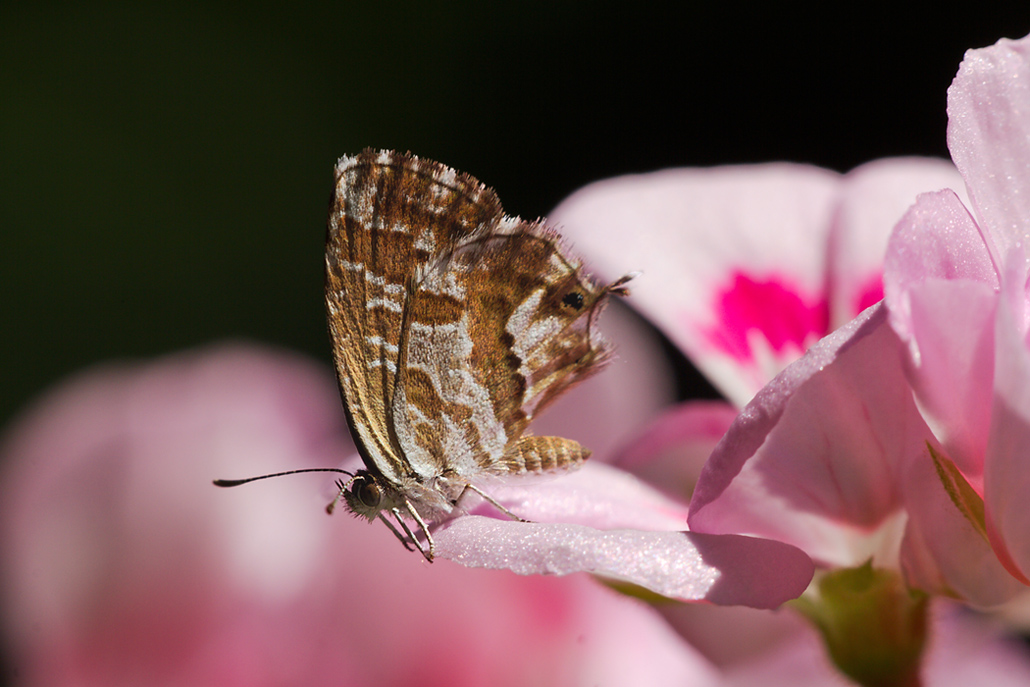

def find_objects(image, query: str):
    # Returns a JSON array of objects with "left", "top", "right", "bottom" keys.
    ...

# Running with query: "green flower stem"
[{"left": 791, "top": 561, "right": 928, "bottom": 687}]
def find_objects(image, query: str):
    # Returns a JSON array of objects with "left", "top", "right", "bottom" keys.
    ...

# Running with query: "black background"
[{"left": 3, "top": 2, "right": 1028, "bottom": 426}]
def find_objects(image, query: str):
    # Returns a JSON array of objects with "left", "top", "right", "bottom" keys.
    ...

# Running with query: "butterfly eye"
[
  {"left": 562, "top": 291, "right": 585, "bottom": 310},
  {"left": 353, "top": 477, "right": 383, "bottom": 509}
]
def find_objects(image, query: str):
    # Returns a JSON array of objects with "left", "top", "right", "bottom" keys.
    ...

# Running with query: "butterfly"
[{"left": 217, "top": 149, "right": 630, "bottom": 561}]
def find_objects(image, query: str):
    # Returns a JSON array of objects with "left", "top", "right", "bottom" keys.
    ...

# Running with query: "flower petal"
[
  {"left": 612, "top": 400, "right": 739, "bottom": 503},
  {"left": 438, "top": 463, "right": 814, "bottom": 609},
  {"left": 984, "top": 266, "right": 1030, "bottom": 586},
  {"left": 947, "top": 33, "right": 1030, "bottom": 257},
  {"left": 899, "top": 439, "right": 1025, "bottom": 606},
  {"left": 884, "top": 190, "right": 999, "bottom": 481},
  {"left": 922, "top": 603, "right": 1030, "bottom": 687},
  {"left": 469, "top": 461, "right": 692, "bottom": 531},
  {"left": 434, "top": 517, "right": 813, "bottom": 609},
  {"left": 551, "top": 164, "right": 840, "bottom": 406},
  {"left": 689, "top": 305, "right": 928, "bottom": 567},
  {"left": 884, "top": 189, "right": 999, "bottom": 335},
  {"left": 829, "top": 157, "right": 967, "bottom": 326},
  {"left": 721, "top": 601, "right": 1030, "bottom": 686}
]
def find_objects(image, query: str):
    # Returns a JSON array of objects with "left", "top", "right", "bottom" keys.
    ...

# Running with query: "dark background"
[{"left": 3, "top": 2, "right": 1028, "bottom": 426}]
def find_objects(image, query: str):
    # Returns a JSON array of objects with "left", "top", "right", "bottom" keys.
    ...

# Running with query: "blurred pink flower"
[{"left": 0, "top": 344, "right": 720, "bottom": 686}]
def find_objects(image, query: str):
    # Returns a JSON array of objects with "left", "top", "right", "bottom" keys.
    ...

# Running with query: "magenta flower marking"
[
  {"left": 854, "top": 273, "right": 885, "bottom": 315},
  {"left": 703, "top": 271, "right": 829, "bottom": 362}
]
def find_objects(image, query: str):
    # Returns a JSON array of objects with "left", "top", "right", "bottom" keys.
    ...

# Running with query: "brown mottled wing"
[
  {"left": 392, "top": 216, "right": 617, "bottom": 480},
  {"left": 324, "top": 149, "right": 503, "bottom": 486}
]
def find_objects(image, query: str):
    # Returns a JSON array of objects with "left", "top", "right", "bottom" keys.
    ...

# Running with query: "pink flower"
[
  {"left": 551, "top": 157, "right": 965, "bottom": 408},
  {"left": 549, "top": 156, "right": 966, "bottom": 525},
  {"left": 548, "top": 156, "right": 968, "bottom": 573},
  {"left": 883, "top": 33, "right": 1030, "bottom": 599},
  {"left": 681, "top": 33, "right": 1030, "bottom": 609},
  {"left": 546, "top": 33, "right": 1030, "bottom": 682},
  {"left": 0, "top": 345, "right": 718, "bottom": 686}
]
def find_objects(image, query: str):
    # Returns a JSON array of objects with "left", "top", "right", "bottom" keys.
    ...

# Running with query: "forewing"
[{"left": 325, "top": 149, "right": 503, "bottom": 483}]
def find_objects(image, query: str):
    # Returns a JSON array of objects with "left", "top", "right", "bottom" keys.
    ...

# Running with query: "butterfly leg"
[
  {"left": 399, "top": 501, "right": 436, "bottom": 562},
  {"left": 376, "top": 511, "right": 417, "bottom": 553},
  {"left": 458, "top": 483, "right": 530, "bottom": 522},
  {"left": 455, "top": 436, "right": 592, "bottom": 520}
]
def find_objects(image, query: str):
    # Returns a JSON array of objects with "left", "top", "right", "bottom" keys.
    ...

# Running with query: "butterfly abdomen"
[{"left": 500, "top": 435, "right": 591, "bottom": 475}]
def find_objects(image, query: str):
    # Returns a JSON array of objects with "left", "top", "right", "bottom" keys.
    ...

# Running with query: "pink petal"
[
  {"left": 884, "top": 190, "right": 999, "bottom": 481},
  {"left": 443, "top": 463, "right": 813, "bottom": 609},
  {"left": 902, "top": 279, "right": 998, "bottom": 483},
  {"left": 829, "top": 157, "right": 967, "bottom": 326},
  {"left": 549, "top": 581, "right": 721, "bottom": 686},
  {"left": 922, "top": 604, "right": 1030, "bottom": 687},
  {"left": 947, "top": 33, "right": 1030, "bottom": 256},
  {"left": 467, "top": 461, "right": 692, "bottom": 531},
  {"left": 434, "top": 517, "right": 813, "bottom": 610},
  {"left": 984, "top": 267, "right": 1030, "bottom": 585},
  {"left": 689, "top": 305, "right": 930, "bottom": 567},
  {"left": 884, "top": 189, "right": 999, "bottom": 335},
  {"left": 550, "top": 164, "right": 840, "bottom": 406},
  {"left": 659, "top": 601, "right": 812, "bottom": 669},
  {"left": 720, "top": 602, "right": 1030, "bottom": 686},
  {"left": 612, "top": 400, "right": 739, "bottom": 502},
  {"left": 615, "top": 401, "right": 738, "bottom": 468},
  {"left": 898, "top": 439, "right": 1025, "bottom": 606}
]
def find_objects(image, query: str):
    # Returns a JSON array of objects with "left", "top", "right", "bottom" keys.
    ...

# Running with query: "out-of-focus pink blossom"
[
  {"left": 0, "top": 345, "right": 720, "bottom": 686},
  {"left": 717, "top": 602, "right": 1030, "bottom": 687}
]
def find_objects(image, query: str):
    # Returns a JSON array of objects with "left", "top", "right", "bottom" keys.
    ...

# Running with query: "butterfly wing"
[
  {"left": 392, "top": 216, "right": 619, "bottom": 482},
  {"left": 325, "top": 149, "right": 504, "bottom": 487}
]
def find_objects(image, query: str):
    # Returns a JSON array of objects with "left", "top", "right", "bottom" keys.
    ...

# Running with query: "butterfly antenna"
[
  {"left": 606, "top": 271, "right": 638, "bottom": 298},
  {"left": 213, "top": 467, "right": 355, "bottom": 488},
  {"left": 587, "top": 271, "right": 639, "bottom": 335}
]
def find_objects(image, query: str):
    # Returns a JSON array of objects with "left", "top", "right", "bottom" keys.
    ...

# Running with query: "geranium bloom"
[
  {"left": 884, "top": 33, "right": 1030, "bottom": 598},
  {"left": 683, "top": 32, "right": 1030, "bottom": 609},
  {"left": 550, "top": 156, "right": 967, "bottom": 526},
  {"left": 546, "top": 33, "right": 1030, "bottom": 683},
  {"left": 550, "top": 157, "right": 965, "bottom": 409}
]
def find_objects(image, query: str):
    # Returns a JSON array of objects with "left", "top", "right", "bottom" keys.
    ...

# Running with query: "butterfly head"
[{"left": 337, "top": 470, "right": 397, "bottom": 521}]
